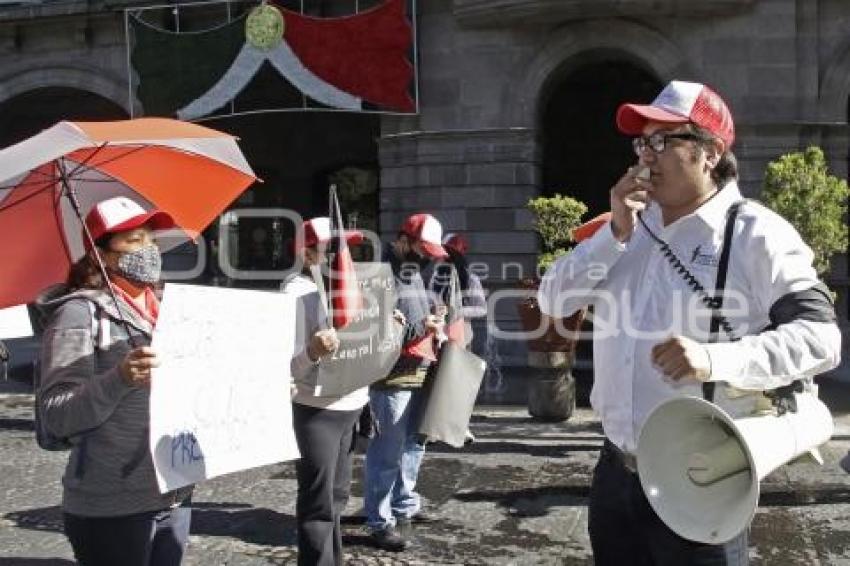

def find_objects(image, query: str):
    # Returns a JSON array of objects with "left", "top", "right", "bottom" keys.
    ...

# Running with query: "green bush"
[
  {"left": 526, "top": 195, "right": 588, "bottom": 273},
  {"left": 761, "top": 146, "right": 849, "bottom": 276}
]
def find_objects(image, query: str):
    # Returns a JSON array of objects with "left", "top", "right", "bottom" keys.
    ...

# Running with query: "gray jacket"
[{"left": 36, "top": 285, "right": 192, "bottom": 517}]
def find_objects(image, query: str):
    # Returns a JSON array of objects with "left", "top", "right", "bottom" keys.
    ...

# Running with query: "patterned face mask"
[{"left": 115, "top": 244, "right": 162, "bottom": 285}]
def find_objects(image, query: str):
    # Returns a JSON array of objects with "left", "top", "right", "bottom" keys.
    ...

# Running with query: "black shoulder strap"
[{"left": 703, "top": 200, "right": 745, "bottom": 402}]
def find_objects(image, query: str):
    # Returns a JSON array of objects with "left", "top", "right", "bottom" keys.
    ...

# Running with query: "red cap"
[
  {"left": 572, "top": 212, "right": 612, "bottom": 243},
  {"left": 85, "top": 196, "right": 175, "bottom": 246},
  {"left": 442, "top": 232, "right": 468, "bottom": 255},
  {"left": 616, "top": 80, "right": 735, "bottom": 148},
  {"left": 399, "top": 213, "right": 448, "bottom": 259},
  {"left": 296, "top": 217, "right": 363, "bottom": 252}
]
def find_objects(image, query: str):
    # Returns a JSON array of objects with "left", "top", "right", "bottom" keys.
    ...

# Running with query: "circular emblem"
[{"left": 245, "top": 4, "right": 284, "bottom": 50}]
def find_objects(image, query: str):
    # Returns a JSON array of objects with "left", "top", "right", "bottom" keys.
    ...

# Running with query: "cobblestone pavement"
[{"left": 3, "top": 379, "right": 850, "bottom": 565}]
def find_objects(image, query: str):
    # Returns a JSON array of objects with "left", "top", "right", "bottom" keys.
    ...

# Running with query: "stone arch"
[
  {"left": 507, "top": 19, "right": 693, "bottom": 128},
  {"left": 0, "top": 65, "right": 130, "bottom": 113}
]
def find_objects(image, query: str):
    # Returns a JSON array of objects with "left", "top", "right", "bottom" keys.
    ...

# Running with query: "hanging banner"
[{"left": 127, "top": 0, "right": 417, "bottom": 119}]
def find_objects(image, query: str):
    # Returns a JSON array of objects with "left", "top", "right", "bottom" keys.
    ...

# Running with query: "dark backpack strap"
[{"left": 703, "top": 200, "right": 744, "bottom": 402}]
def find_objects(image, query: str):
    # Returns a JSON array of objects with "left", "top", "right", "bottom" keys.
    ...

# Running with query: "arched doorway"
[
  {"left": 0, "top": 87, "right": 127, "bottom": 148},
  {"left": 539, "top": 57, "right": 661, "bottom": 401},
  {"left": 541, "top": 58, "right": 661, "bottom": 217}
]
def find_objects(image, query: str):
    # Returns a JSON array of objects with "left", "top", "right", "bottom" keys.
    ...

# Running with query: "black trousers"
[
  {"left": 589, "top": 441, "right": 749, "bottom": 566},
  {"left": 293, "top": 402, "right": 361, "bottom": 566},
  {"left": 63, "top": 504, "right": 191, "bottom": 566}
]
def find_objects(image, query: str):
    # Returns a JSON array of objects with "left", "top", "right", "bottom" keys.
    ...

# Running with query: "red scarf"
[{"left": 111, "top": 284, "right": 159, "bottom": 326}]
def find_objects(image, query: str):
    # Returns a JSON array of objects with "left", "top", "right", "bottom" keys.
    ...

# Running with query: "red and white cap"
[
  {"left": 85, "top": 196, "right": 175, "bottom": 244},
  {"left": 400, "top": 213, "right": 448, "bottom": 259},
  {"left": 616, "top": 80, "right": 735, "bottom": 148},
  {"left": 297, "top": 217, "right": 363, "bottom": 251}
]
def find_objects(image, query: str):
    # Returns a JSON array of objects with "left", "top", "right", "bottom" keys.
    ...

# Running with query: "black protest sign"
[{"left": 315, "top": 262, "right": 402, "bottom": 397}]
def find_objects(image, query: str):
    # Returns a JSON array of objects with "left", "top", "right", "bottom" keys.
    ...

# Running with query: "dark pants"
[
  {"left": 589, "top": 441, "right": 748, "bottom": 566},
  {"left": 293, "top": 402, "right": 361, "bottom": 566},
  {"left": 63, "top": 505, "right": 191, "bottom": 566}
]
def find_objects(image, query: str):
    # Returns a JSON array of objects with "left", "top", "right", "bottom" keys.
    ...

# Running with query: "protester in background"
[
  {"left": 37, "top": 196, "right": 193, "bottom": 566},
  {"left": 430, "top": 233, "right": 487, "bottom": 349},
  {"left": 364, "top": 213, "right": 448, "bottom": 551},
  {"left": 283, "top": 217, "right": 367, "bottom": 566},
  {"left": 538, "top": 80, "right": 840, "bottom": 565}
]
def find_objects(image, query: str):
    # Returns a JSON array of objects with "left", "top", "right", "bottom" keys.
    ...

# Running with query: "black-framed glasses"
[{"left": 632, "top": 132, "right": 705, "bottom": 155}]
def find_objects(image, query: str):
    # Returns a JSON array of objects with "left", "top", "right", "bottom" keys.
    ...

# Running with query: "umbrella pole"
[{"left": 57, "top": 161, "right": 141, "bottom": 349}]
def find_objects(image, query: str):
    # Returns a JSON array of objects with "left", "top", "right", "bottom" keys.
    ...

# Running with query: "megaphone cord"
[{"left": 636, "top": 212, "right": 736, "bottom": 340}]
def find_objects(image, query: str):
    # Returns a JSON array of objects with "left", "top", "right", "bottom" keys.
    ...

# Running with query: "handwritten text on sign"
[
  {"left": 150, "top": 284, "right": 299, "bottom": 493},
  {"left": 315, "top": 262, "right": 402, "bottom": 397}
]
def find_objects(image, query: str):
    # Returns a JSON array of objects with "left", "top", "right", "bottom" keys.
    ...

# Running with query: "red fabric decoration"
[{"left": 278, "top": 0, "right": 414, "bottom": 112}]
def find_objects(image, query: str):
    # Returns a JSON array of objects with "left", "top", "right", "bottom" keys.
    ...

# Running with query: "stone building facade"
[{"left": 1, "top": 0, "right": 848, "bottom": 373}]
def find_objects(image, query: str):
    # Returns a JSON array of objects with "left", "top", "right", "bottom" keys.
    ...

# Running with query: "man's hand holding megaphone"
[{"left": 650, "top": 335, "right": 712, "bottom": 382}]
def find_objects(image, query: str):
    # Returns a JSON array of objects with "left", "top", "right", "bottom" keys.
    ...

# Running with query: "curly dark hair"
[
  {"left": 690, "top": 125, "right": 739, "bottom": 188},
  {"left": 66, "top": 232, "right": 113, "bottom": 290},
  {"left": 66, "top": 253, "right": 108, "bottom": 290}
]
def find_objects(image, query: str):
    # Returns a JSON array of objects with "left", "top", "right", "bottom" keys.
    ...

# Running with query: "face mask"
[{"left": 115, "top": 244, "right": 162, "bottom": 285}]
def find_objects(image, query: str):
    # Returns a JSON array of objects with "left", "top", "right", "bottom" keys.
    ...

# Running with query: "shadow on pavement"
[
  {"left": 189, "top": 502, "right": 297, "bottom": 547},
  {"left": 0, "top": 560, "right": 75, "bottom": 565},
  {"left": 4, "top": 505, "right": 63, "bottom": 533},
  {"left": 0, "top": 418, "right": 33, "bottom": 431},
  {"left": 426, "top": 441, "right": 601, "bottom": 457},
  {"left": 760, "top": 484, "right": 850, "bottom": 507},
  {"left": 454, "top": 484, "right": 589, "bottom": 517},
  {"left": 3, "top": 502, "right": 298, "bottom": 549}
]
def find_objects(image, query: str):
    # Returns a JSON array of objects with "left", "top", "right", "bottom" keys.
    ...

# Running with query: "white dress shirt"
[{"left": 538, "top": 182, "right": 841, "bottom": 452}]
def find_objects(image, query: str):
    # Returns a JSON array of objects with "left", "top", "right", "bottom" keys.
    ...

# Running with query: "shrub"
[
  {"left": 526, "top": 194, "right": 588, "bottom": 273},
  {"left": 761, "top": 146, "right": 849, "bottom": 276}
]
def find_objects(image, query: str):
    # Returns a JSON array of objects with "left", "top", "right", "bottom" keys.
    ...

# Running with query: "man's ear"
[{"left": 704, "top": 138, "right": 725, "bottom": 170}]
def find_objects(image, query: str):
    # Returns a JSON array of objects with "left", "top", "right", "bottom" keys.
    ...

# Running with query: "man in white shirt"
[{"left": 538, "top": 80, "right": 840, "bottom": 565}]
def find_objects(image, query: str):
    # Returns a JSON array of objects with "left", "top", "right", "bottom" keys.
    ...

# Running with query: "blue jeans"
[{"left": 364, "top": 388, "right": 426, "bottom": 531}]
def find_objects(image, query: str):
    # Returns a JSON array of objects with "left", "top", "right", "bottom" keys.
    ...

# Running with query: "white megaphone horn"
[{"left": 636, "top": 392, "right": 833, "bottom": 544}]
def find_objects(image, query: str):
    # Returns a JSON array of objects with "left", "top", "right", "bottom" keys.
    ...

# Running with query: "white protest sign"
[
  {"left": 0, "top": 305, "right": 32, "bottom": 339},
  {"left": 150, "top": 283, "right": 299, "bottom": 493}
]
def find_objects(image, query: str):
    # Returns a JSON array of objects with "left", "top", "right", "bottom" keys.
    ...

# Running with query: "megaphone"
[{"left": 636, "top": 392, "right": 833, "bottom": 544}]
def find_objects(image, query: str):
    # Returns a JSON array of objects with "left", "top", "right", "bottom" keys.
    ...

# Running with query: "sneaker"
[
  {"left": 368, "top": 526, "right": 408, "bottom": 552},
  {"left": 464, "top": 429, "right": 476, "bottom": 445}
]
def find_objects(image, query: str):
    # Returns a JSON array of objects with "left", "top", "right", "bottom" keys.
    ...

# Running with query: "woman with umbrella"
[
  {"left": 36, "top": 196, "right": 193, "bottom": 566},
  {"left": 0, "top": 117, "right": 256, "bottom": 565}
]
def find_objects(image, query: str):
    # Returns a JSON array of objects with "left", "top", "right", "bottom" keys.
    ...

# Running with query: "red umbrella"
[{"left": 0, "top": 118, "right": 257, "bottom": 309}]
